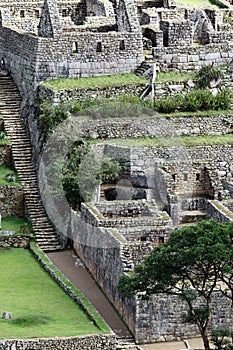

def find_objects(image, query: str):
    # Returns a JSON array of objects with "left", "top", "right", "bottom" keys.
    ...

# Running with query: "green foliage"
[
  {"left": 0, "top": 165, "right": 21, "bottom": 187},
  {"left": 211, "top": 329, "right": 233, "bottom": 350},
  {"left": 42, "top": 73, "right": 147, "bottom": 91},
  {"left": 152, "top": 88, "right": 231, "bottom": 114},
  {"left": 0, "top": 131, "right": 10, "bottom": 145},
  {"left": 30, "top": 241, "right": 110, "bottom": 333},
  {"left": 1, "top": 216, "right": 32, "bottom": 234},
  {"left": 39, "top": 101, "right": 72, "bottom": 138},
  {"left": 212, "top": 89, "right": 232, "bottom": 110},
  {"left": 118, "top": 220, "right": 233, "bottom": 350},
  {"left": 97, "top": 157, "right": 121, "bottom": 184},
  {"left": 184, "top": 89, "right": 211, "bottom": 111},
  {"left": 99, "top": 134, "right": 233, "bottom": 148},
  {"left": 10, "top": 314, "right": 51, "bottom": 327},
  {"left": 0, "top": 248, "right": 104, "bottom": 339},
  {"left": 176, "top": 0, "right": 221, "bottom": 8},
  {"left": 223, "top": 14, "right": 233, "bottom": 28},
  {"left": 195, "top": 64, "right": 224, "bottom": 89},
  {"left": 153, "top": 95, "right": 183, "bottom": 113},
  {"left": 62, "top": 140, "right": 121, "bottom": 209}
]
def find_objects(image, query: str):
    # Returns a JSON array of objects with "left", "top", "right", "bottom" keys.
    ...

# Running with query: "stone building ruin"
[{"left": 0, "top": 0, "right": 233, "bottom": 347}]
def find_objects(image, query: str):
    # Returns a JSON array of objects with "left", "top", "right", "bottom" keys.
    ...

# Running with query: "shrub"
[
  {"left": 211, "top": 329, "right": 232, "bottom": 350},
  {"left": 195, "top": 64, "right": 224, "bottom": 89},
  {"left": 10, "top": 314, "right": 51, "bottom": 327},
  {"left": 183, "top": 89, "right": 215, "bottom": 112},
  {"left": 212, "top": 88, "right": 232, "bottom": 110},
  {"left": 154, "top": 95, "right": 183, "bottom": 113},
  {"left": 5, "top": 172, "right": 16, "bottom": 183}
]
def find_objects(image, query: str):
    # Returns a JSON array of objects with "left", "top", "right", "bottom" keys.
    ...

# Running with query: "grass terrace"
[
  {"left": 1, "top": 216, "right": 32, "bottom": 234},
  {"left": 43, "top": 73, "right": 147, "bottom": 91},
  {"left": 0, "top": 165, "right": 21, "bottom": 187},
  {"left": 95, "top": 134, "right": 233, "bottom": 148},
  {"left": 0, "top": 248, "right": 108, "bottom": 339},
  {"left": 175, "top": 0, "right": 222, "bottom": 8}
]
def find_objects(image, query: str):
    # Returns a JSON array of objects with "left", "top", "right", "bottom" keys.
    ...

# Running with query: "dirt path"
[
  {"left": 47, "top": 250, "right": 204, "bottom": 350},
  {"left": 47, "top": 249, "right": 131, "bottom": 338}
]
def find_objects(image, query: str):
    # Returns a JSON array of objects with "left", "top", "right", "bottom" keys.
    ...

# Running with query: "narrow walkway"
[
  {"left": 47, "top": 249, "right": 132, "bottom": 339},
  {"left": 47, "top": 250, "right": 204, "bottom": 350},
  {"left": 0, "top": 74, "right": 62, "bottom": 251}
]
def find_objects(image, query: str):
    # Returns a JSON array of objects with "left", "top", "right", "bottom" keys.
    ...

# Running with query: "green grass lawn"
[
  {"left": 0, "top": 165, "right": 21, "bottom": 187},
  {"left": 43, "top": 73, "right": 147, "bottom": 91},
  {"left": 1, "top": 216, "right": 32, "bottom": 234},
  {"left": 175, "top": 0, "right": 220, "bottom": 8},
  {"left": 0, "top": 248, "right": 104, "bottom": 339},
  {"left": 97, "top": 134, "right": 233, "bottom": 147}
]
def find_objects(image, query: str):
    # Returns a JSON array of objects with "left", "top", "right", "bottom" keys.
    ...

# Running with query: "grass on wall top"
[
  {"left": 175, "top": 0, "right": 220, "bottom": 8},
  {"left": 0, "top": 248, "right": 107, "bottom": 339},
  {"left": 42, "top": 72, "right": 196, "bottom": 91},
  {"left": 42, "top": 73, "right": 147, "bottom": 91},
  {"left": 0, "top": 165, "right": 21, "bottom": 187},
  {"left": 95, "top": 134, "right": 233, "bottom": 148},
  {"left": 1, "top": 216, "right": 32, "bottom": 234}
]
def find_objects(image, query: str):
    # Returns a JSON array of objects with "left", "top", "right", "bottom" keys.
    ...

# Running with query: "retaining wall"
[
  {"left": 153, "top": 43, "right": 233, "bottom": 71},
  {"left": 206, "top": 200, "right": 233, "bottom": 222},
  {"left": 0, "top": 334, "right": 116, "bottom": 350},
  {"left": 0, "top": 235, "right": 30, "bottom": 248},
  {"left": 0, "top": 186, "right": 24, "bottom": 218},
  {"left": 0, "top": 145, "right": 12, "bottom": 167}
]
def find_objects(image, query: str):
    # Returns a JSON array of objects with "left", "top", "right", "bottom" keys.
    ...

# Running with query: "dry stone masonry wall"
[{"left": 0, "top": 335, "right": 117, "bottom": 350}]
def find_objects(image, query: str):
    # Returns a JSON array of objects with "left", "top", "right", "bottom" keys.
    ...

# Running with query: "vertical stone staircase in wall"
[{"left": 0, "top": 74, "right": 63, "bottom": 252}]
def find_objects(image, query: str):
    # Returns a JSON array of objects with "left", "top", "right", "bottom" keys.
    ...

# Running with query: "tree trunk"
[{"left": 201, "top": 332, "right": 211, "bottom": 350}]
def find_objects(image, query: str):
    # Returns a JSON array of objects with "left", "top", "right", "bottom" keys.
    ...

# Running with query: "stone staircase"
[
  {"left": 116, "top": 336, "right": 142, "bottom": 350},
  {"left": 0, "top": 74, "right": 63, "bottom": 252}
]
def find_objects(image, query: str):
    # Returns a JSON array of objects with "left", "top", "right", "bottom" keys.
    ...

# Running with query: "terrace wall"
[
  {"left": 153, "top": 43, "right": 233, "bottom": 71},
  {"left": 0, "top": 334, "right": 116, "bottom": 350}
]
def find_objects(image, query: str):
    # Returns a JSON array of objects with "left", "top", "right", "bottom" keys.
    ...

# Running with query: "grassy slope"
[
  {"left": 1, "top": 216, "right": 32, "bottom": 233},
  {"left": 0, "top": 165, "right": 21, "bottom": 187},
  {"left": 176, "top": 0, "right": 219, "bottom": 8},
  {"left": 97, "top": 134, "right": 233, "bottom": 147},
  {"left": 43, "top": 73, "right": 147, "bottom": 91},
  {"left": 0, "top": 248, "right": 103, "bottom": 339}
]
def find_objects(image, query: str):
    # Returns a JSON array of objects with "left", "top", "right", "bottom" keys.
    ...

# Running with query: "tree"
[
  {"left": 62, "top": 140, "right": 121, "bottom": 209},
  {"left": 118, "top": 220, "right": 233, "bottom": 350}
]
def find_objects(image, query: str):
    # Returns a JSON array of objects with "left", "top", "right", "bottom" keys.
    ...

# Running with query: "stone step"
[
  {"left": 0, "top": 75, "right": 63, "bottom": 252},
  {"left": 179, "top": 210, "right": 206, "bottom": 224}
]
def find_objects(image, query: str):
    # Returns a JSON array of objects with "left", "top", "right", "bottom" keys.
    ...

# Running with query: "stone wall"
[
  {"left": 153, "top": 43, "right": 233, "bottom": 71},
  {"left": 160, "top": 20, "right": 193, "bottom": 47},
  {"left": 81, "top": 201, "right": 172, "bottom": 229},
  {"left": 0, "top": 186, "right": 24, "bottom": 218},
  {"left": 72, "top": 204, "right": 233, "bottom": 344},
  {"left": 206, "top": 199, "right": 233, "bottom": 222},
  {"left": 135, "top": 291, "right": 233, "bottom": 343},
  {"left": 36, "top": 89, "right": 233, "bottom": 138},
  {"left": 0, "top": 7, "right": 143, "bottom": 100},
  {"left": 38, "top": 83, "right": 146, "bottom": 104},
  {"left": 0, "top": 145, "right": 12, "bottom": 167},
  {"left": 0, "top": 234, "right": 30, "bottom": 249},
  {"left": 0, "top": 334, "right": 117, "bottom": 350},
  {"left": 71, "top": 212, "right": 136, "bottom": 334}
]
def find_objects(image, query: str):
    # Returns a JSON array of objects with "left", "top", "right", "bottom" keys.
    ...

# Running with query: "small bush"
[
  {"left": 5, "top": 172, "right": 16, "bottom": 183},
  {"left": 195, "top": 64, "right": 224, "bottom": 89},
  {"left": 212, "top": 88, "right": 232, "bottom": 110},
  {"left": 10, "top": 314, "right": 51, "bottom": 327},
  {"left": 152, "top": 88, "right": 231, "bottom": 114},
  {"left": 211, "top": 329, "right": 232, "bottom": 350},
  {"left": 154, "top": 95, "right": 183, "bottom": 113},
  {"left": 183, "top": 89, "right": 215, "bottom": 112}
]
